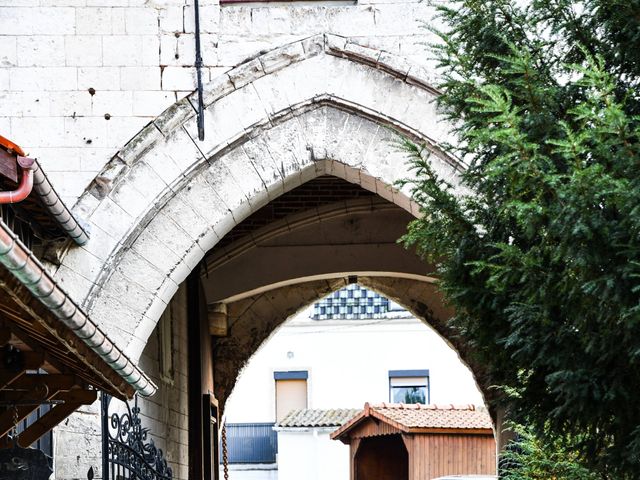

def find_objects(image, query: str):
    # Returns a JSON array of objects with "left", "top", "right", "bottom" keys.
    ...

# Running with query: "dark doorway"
[{"left": 355, "top": 435, "right": 408, "bottom": 480}]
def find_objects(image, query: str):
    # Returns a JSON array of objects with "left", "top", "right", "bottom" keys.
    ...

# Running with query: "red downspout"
[{"left": 0, "top": 156, "right": 35, "bottom": 204}]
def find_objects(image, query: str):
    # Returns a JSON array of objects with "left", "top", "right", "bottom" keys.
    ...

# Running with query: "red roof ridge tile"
[{"left": 370, "top": 403, "right": 477, "bottom": 411}]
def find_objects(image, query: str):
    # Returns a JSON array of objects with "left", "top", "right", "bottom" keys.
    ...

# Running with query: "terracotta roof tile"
[
  {"left": 277, "top": 408, "right": 361, "bottom": 428},
  {"left": 370, "top": 403, "right": 493, "bottom": 430}
]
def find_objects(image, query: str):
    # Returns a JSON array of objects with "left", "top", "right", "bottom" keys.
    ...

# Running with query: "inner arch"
[{"left": 203, "top": 176, "right": 491, "bottom": 410}]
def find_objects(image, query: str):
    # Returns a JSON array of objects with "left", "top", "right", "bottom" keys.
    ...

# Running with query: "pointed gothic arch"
[{"left": 52, "top": 34, "right": 466, "bottom": 385}]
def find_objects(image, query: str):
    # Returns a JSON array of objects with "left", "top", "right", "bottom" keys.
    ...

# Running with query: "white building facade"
[{"left": 223, "top": 286, "right": 484, "bottom": 480}]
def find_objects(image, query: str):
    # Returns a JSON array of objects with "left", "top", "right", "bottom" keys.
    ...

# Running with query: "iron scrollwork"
[{"left": 102, "top": 394, "right": 173, "bottom": 480}]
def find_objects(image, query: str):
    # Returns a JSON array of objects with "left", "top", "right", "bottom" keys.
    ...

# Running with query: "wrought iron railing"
[
  {"left": 101, "top": 394, "right": 173, "bottom": 480},
  {"left": 225, "top": 423, "right": 277, "bottom": 464}
]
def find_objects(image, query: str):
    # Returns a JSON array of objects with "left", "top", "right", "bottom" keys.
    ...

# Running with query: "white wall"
[
  {"left": 224, "top": 306, "right": 484, "bottom": 424},
  {"left": 0, "top": 0, "right": 438, "bottom": 206},
  {"left": 276, "top": 429, "right": 349, "bottom": 480},
  {"left": 225, "top": 465, "right": 278, "bottom": 480}
]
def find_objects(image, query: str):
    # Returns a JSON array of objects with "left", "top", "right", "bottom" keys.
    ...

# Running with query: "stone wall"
[
  {"left": 137, "top": 282, "right": 190, "bottom": 480},
  {"left": 0, "top": 2, "right": 455, "bottom": 478},
  {"left": 52, "top": 283, "right": 190, "bottom": 479},
  {"left": 0, "top": 0, "right": 438, "bottom": 206}
]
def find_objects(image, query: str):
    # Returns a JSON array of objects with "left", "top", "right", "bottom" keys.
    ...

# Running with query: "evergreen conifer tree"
[{"left": 403, "top": 1, "right": 640, "bottom": 476}]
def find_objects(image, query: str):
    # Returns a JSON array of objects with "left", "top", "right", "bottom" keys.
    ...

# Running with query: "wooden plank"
[
  {"left": 0, "top": 377, "right": 81, "bottom": 442},
  {"left": 0, "top": 352, "right": 45, "bottom": 391},
  {"left": 0, "top": 150, "right": 18, "bottom": 183},
  {"left": 0, "top": 404, "right": 39, "bottom": 440},
  {"left": 8, "top": 373, "right": 76, "bottom": 393},
  {"left": 17, "top": 390, "right": 97, "bottom": 447}
]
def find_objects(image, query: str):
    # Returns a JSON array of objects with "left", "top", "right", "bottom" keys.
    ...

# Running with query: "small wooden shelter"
[{"left": 331, "top": 403, "right": 496, "bottom": 480}]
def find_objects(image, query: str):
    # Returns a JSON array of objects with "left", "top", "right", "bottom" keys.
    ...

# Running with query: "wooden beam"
[
  {"left": 0, "top": 272, "right": 135, "bottom": 400},
  {"left": 0, "top": 376, "right": 78, "bottom": 441},
  {"left": 208, "top": 303, "right": 228, "bottom": 336},
  {"left": 8, "top": 373, "right": 76, "bottom": 393},
  {"left": 0, "top": 404, "right": 39, "bottom": 439},
  {"left": 17, "top": 389, "right": 97, "bottom": 448},
  {"left": 0, "top": 352, "right": 44, "bottom": 391}
]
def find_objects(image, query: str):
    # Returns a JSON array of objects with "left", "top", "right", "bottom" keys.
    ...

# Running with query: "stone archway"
[
  {"left": 53, "top": 33, "right": 462, "bottom": 365},
  {"left": 49, "top": 34, "right": 506, "bottom": 474}
]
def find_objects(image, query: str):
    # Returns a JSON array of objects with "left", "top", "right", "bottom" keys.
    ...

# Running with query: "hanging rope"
[{"left": 221, "top": 422, "right": 229, "bottom": 480}]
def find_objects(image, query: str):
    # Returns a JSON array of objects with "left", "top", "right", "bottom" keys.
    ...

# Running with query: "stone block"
[
  {"left": 160, "top": 186, "right": 208, "bottom": 240},
  {"left": 126, "top": 7, "right": 159, "bottom": 35},
  {"left": 10, "top": 67, "right": 78, "bottom": 91},
  {"left": 228, "top": 58, "right": 264, "bottom": 89},
  {"left": 133, "top": 90, "right": 176, "bottom": 116},
  {"left": 301, "top": 34, "right": 325, "bottom": 57},
  {"left": 159, "top": 6, "right": 184, "bottom": 34},
  {"left": 106, "top": 116, "right": 152, "bottom": 149},
  {"left": 79, "top": 66, "right": 121, "bottom": 91},
  {"left": 121, "top": 66, "right": 162, "bottom": 91},
  {"left": 92, "top": 90, "right": 134, "bottom": 117},
  {"left": 132, "top": 221, "right": 183, "bottom": 275},
  {"left": 100, "top": 269, "right": 157, "bottom": 316},
  {"left": 64, "top": 116, "right": 108, "bottom": 148},
  {"left": 184, "top": 5, "right": 220, "bottom": 34},
  {"left": 89, "top": 196, "right": 134, "bottom": 243},
  {"left": 126, "top": 159, "right": 170, "bottom": 206},
  {"left": 259, "top": 41, "right": 305, "bottom": 74},
  {"left": 217, "top": 147, "right": 267, "bottom": 206},
  {"left": 183, "top": 91, "right": 244, "bottom": 158},
  {"left": 54, "top": 264, "right": 96, "bottom": 306},
  {"left": 162, "top": 66, "right": 197, "bottom": 91},
  {"left": 73, "top": 221, "right": 120, "bottom": 264},
  {"left": 11, "top": 116, "right": 64, "bottom": 147},
  {"left": 65, "top": 35, "right": 103, "bottom": 67},
  {"left": 153, "top": 97, "right": 196, "bottom": 136},
  {"left": 49, "top": 91, "right": 92, "bottom": 117},
  {"left": 116, "top": 249, "right": 167, "bottom": 295},
  {"left": 0, "top": 36, "right": 16, "bottom": 67},
  {"left": 0, "top": 7, "right": 75, "bottom": 35},
  {"left": 178, "top": 173, "right": 229, "bottom": 227},
  {"left": 17, "top": 36, "right": 65, "bottom": 67},
  {"left": 77, "top": 7, "right": 114, "bottom": 35},
  {"left": 103, "top": 36, "right": 147, "bottom": 66},
  {"left": 109, "top": 174, "right": 151, "bottom": 219},
  {"left": 57, "top": 243, "right": 104, "bottom": 285},
  {"left": 117, "top": 121, "right": 163, "bottom": 166}
]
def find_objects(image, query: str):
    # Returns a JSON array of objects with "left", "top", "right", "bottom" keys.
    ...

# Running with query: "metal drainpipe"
[
  {"left": 194, "top": 0, "right": 206, "bottom": 141},
  {"left": 0, "top": 220, "right": 157, "bottom": 398},
  {"left": 0, "top": 157, "right": 35, "bottom": 204}
]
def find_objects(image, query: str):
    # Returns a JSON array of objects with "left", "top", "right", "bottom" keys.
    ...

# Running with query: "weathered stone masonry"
[
  {"left": 0, "top": 0, "right": 440, "bottom": 205},
  {"left": 0, "top": 1, "right": 474, "bottom": 478},
  {"left": 55, "top": 35, "right": 459, "bottom": 363}
]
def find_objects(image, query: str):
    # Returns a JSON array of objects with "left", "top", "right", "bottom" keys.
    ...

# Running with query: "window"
[
  {"left": 274, "top": 371, "right": 308, "bottom": 422},
  {"left": 389, "top": 370, "right": 429, "bottom": 404}
]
